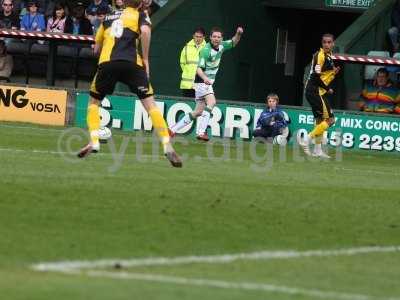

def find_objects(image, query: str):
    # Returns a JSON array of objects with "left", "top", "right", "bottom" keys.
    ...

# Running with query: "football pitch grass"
[{"left": 1, "top": 122, "right": 400, "bottom": 300}]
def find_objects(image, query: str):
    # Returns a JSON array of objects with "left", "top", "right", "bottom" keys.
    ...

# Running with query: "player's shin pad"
[
  {"left": 149, "top": 108, "right": 170, "bottom": 146},
  {"left": 196, "top": 112, "right": 207, "bottom": 135},
  {"left": 309, "top": 121, "right": 329, "bottom": 139},
  {"left": 87, "top": 104, "right": 100, "bottom": 145},
  {"left": 198, "top": 106, "right": 213, "bottom": 135},
  {"left": 170, "top": 113, "right": 194, "bottom": 133}
]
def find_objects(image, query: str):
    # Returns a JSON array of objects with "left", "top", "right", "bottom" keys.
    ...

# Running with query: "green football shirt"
[{"left": 195, "top": 40, "right": 234, "bottom": 83}]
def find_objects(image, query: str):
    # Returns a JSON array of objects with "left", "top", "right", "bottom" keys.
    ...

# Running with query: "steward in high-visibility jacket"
[{"left": 179, "top": 28, "right": 206, "bottom": 98}]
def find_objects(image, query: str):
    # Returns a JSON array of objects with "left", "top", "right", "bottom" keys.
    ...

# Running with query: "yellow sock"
[
  {"left": 314, "top": 135, "right": 323, "bottom": 145},
  {"left": 309, "top": 121, "right": 329, "bottom": 139},
  {"left": 87, "top": 103, "right": 100, "bottom": 145},
  {"left": 149, "top": 107, "right": 170, "bottom": 147}
]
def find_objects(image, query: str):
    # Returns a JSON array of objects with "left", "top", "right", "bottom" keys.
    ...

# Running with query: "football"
[{"left": 98, "top": 127, "right": 112, "bottom": 140}]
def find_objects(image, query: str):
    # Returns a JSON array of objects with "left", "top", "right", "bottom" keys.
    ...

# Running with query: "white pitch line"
[
  {"left": 32, "top": 246, "right": 400, "bottom": 300},
  {"left": 0, "top": 147, "right": 236, "bottom": 165},
  {"left": 32, "top": 245, "right": 400, "bottom": 272},
  {"left": 0, "top": 147, "right": 117, "bottom": 158},
  {"left": 0, "top": 147, "right": 162, "bottom": 159},
  {"left": 0, "top": 147, "right": 111, "bottom": 156},
  {"left": 0, "top": 148, "right": 73, "bottom": 156},
  {"left": 334, "top": 167, "right": 400, "bottom": 176},
  {"left": 334, "top": 166, "right": 400, "bottom": 176},
  {"left": 0, "top": 124, "right": 64, "bottom": 132},
  {"left": 66, "top": 270, "right": 399, "bottom": 300}
]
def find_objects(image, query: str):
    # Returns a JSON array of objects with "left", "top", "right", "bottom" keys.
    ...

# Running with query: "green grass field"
[{"left": 1, "top": 122, "right": 400, "bottom": 300}]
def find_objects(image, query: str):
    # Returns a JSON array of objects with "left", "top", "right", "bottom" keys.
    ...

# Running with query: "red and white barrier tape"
[
  {"left": 332, "top": 54, "right": 400, "bottom": 66},
  {"left": 0, "top": 29, "right": 94, "bottom": 43},
  {"left": 0, "top": 30, "right": 398, "bottom": 66}
]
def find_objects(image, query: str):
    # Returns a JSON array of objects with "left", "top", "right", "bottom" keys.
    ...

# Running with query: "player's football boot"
[
  {"left": 299, "top": 137, "right": 312, "bottom": 156},
  {"left": 196, "top": 132, "right": 210, "bottom": 142},
  {"left": 77, "top": 143, "right": 99, "bottom": 158},
  {"left": 165, "top": 150, "right": 183, "bottom": 168},
  {"left": 312, "top": 150, "right": 331, "bottom": 159},
  {"left": 168, "top": 128, "right": 176, "bottom": 139}
]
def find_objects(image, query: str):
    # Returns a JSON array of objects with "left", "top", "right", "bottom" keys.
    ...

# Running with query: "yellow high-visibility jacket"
[{"left": 180, "top": 39, "right": 206, "bottom": 89}]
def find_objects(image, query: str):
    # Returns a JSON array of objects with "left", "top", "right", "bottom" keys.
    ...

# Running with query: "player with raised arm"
[
  {"left": 169, "top": 26, "right": 243, "bottom": 141},
  {"left": 301, "top": 33, "right": 340, "bottom": 158},
  {"left": 77, "top": 0, "right": 182, "bottom": 167}
]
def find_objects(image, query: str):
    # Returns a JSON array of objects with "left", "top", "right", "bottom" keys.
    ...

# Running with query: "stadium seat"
[
  {"left": 7, "top": 40, "right": 33, "bottom": 83},
  {"left": 7, "top": 40, "right": 97, "bottom": 85},
  {"left": 30, "top": 43, "right": 49, "bottom": 55},
  {"left": 7, "top": 40, "right": 30, "bottom": 54},
  {"left": 57, "top": 45, "right": 79, "bottom": 57},
  {"left": 78, "top": 47, "right": 95, "bottom": 58},
  {"left": 364, "top": 51, "right": 390, "bottom": 80},
  {"left": 56, "top": 45, "right": 80, "bottom": 79},
  {"left": 75, "top": 46, "right": 98, "bottom": 86},
  {"left": 28, "top": 43, "right": 49, "bottom": 78}
]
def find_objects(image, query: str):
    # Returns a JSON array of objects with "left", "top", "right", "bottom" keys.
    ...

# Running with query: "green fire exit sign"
[{"left": 325, "top": 0, "right": 375, "bottom": 9}]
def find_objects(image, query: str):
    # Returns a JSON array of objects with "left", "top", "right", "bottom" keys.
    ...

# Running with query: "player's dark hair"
[
  {"left": 1, "top": 0, "right": 13, "bottom": 6},
  {"left": 210, "top": 27, "right": 224, "bottom": 36},
  {"left": 376, "top": 67, "right": 389, "bottom": 76},
  {"left": 194, "top": 27, "right": 206, "bottom": 36},
  {"left": 267, "top": 93, "right": 279, "bottom": 103},
  {"left": 52, "top": 3, "right": 66, "bottom": 19},
  {"left": 96, "top": 5, "right": 109, "bottom": 15},
  {"left": 322, "top": 33, "right": 335, "bottom": 41},
  {"left": 27, "top": 0, "right": 38, "bottom": 7}
]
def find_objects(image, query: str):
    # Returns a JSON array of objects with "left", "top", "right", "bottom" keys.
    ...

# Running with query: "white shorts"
[{"left": 194, "top": 83, "right": 214, "bottom": 101}]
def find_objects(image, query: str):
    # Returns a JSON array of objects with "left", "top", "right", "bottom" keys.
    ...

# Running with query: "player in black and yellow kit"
[
  {"left": 78, "top": 0, "right": 182, "bottom": 167},
  {"left": 301, "top": 33, "right": 340, "bottom": 158}
]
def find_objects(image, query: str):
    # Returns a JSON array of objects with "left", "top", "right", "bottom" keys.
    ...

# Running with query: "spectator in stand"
[
  {"left": 0, "top": 0, "right": 19, "bottom": 46},
  {"left": 359, "top": 68, "right": 400, "bottom": 114},
  {"left": 46, "top": 3, "right": 72, "bottom": 33},
  {"left": 388, "top": 0, "right": 400, "bottom": 54},
  {"left": 92, "top": 5, "right": 108, "bottom": 35},
  {"left": 20, "top": 1, "right": 46, "bottom": 31},
  {"left": 141, "top": 0, "right": 152, "bottom": 7},
  {"left": 17, "top": 0, "right": 45, "bottom": 16},
  {"left": 45, "top": 0, "right": 70, "bottom": 19},
  {"left": 0, "top": 0, "right": 20, "bottom": 29},
  {"left": 67, "top": 2, "right": 93, "bottom": 35},
  {"left": 141, "top": 0, "right": 154, "bottom": 15},
  {"left": 253, "top": 93, "right": 291, "bottom": 145},
  {"left": 112, "top": 0, "right": 124, "bottom": 12},
  {"left": 0, "top": 40, "right": 13, "bottom": 82},
  {"left": 85, "top": 0, "right": 110, "bottom": 26}
]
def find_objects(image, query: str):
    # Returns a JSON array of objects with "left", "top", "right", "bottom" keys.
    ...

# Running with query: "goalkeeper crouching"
[{"left": 252, "top": 93, "right": 290, "bottom": 145}]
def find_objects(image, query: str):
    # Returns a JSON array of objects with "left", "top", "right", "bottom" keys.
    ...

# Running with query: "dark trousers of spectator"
[{"left": 182, "top": 89, "right": 195, "bottom": 98}]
